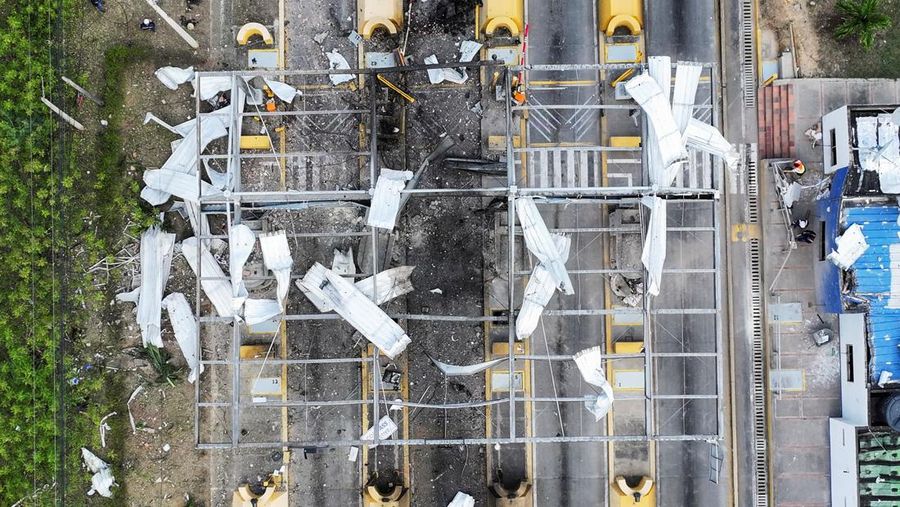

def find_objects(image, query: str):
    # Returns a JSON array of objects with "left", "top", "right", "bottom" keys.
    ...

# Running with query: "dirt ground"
[
  {"left": 68, "top": 0, "right": 221, "bottom": 504},
  {"left": 759, "top": 0, "right": 900, "bottom": 78}
]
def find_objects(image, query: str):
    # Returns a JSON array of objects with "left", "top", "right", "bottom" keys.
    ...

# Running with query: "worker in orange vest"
[{"left": 790, "top": 159, "right": 806, "bottom": 175}]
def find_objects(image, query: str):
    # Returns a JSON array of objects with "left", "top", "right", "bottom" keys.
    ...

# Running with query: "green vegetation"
[
  {"left": 0, "top": 0, "right": 151, "bottom": 499},
  {"left": 142, "top": 344, "right": 180, "bottom": 386},
  {"left": 834, "top": 0, "right": 892, "bottom": 49}
]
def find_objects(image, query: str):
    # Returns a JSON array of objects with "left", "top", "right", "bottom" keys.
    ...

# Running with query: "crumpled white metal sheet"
[
  {"left": 684, "top": 118, "right": 740, "bottom": 170},
  {"left": 259, "top": 231, "right": 293, "bottom": 306},
  {"left": 119, "top": 227, "right": 175, "bottom": 348},
  {"left": 367, "top": 169, "right": 414, "bottom": 231},
  {"left": 298, "top": 263, "right": 411, "bottom": 359},
  {"left": 155, "top": 66, "right": 194, "bottom": 90},
  {"left": 516, "top": 234, "right": 571, "bottom": 340},
  {"left": 515, "top": 197, "right": 574, "bottom": 295},
  {"left": 161, "top": 292, "right": 204, "bottom": 383},
  {"left": 182, "top": 236, "right": 234, "bottom": 317},
  {"left": 573, "top": 346, "right": 615, "bottom": 421},
  {"left": 827, "top": 223, "right": 869, "bottom": 270},
  {"left": 640, "top": 196, "right": 667, "bottom": 297},
  {"left": 625, "top": 71, "right": 688, "bottom": 185}
]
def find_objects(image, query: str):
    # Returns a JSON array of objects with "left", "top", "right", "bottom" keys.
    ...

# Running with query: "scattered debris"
[
  {"left": 182, "top": 236, "right": 234, "bottom": 317},
  {"left": 360, "top": 415, "right": 398, "bottom": 448},
  {"left": 458, "top": 41, "right": 483, "bottom": 63},
  {"left": 332, "top": 248, "right": 357, "bottom": 276},
  {"left": 517, "top": 234, "right": 571, "bottom": 339},
  {"left": 116, "top": 227, "right": 176, "bottom": 348},
  {"left": 367, "top": 169, "right": 414, "bottom": 230},
  {"left": 259, "top": 230, "right": 294, "bottom": 306},
  {"left": 573, "top": 346, "right": 615, "bottom": 421},
  {"left": 81, "top": 448, "right": 115, "bottom": 498},
  {"left": 448, "top": 491, "right": 476, "bottom": 507},
  {"left": 126, "top": 385, "right": 144, "bottom": 434},
  {"left": 469, "top": 101, "right": 483, "bottom": 116},
  {"left": 313, "top": 31, "right": 328, "bottom": 45},
  {"left": 347, "top": 30, "right": 362, "bottom": 46},
  {"left": 298, "top": 263, "right": 411, "bottom": 359},
  {"left": 516, "top": 197, "right": 574, "bottom": 294},
  {"left": 827, "top": 223, "right": 869, "bottom": 270},
  {"left": 443, "top": 157, "right": 505, "bottom": 176},
  {"left": 429, "top": 288, "right": 443, "bottom": 295},
  {"left": 326, "top": 50, "right": 354, "bottom": 85},
  {"left": 99, "top": 412, "right": 116, "bottom": 448},
  {"left": 154, "top": 66, "right": 194, "bottom": 90},
  {"left": 229, "top": 223, "right": 256, "bottom": 307},
  {"left": 348, "top": 446, "right": 359, "bottom": 462},
  {"left": 426, "top": 354, "right": 506, "bottom": 376},
  {"left": 640, "top": 196, "right": 667, "bottom": 297},
  {"left": 879, "top": 370, "right": 894, "bottom": 387},
  {"left": 142, "top": 0, "right": 199, "bottom": 48},
  {"left": 684, "top": 118, "right": 740, "bottom": 170},
  {"left": 161, "top": 293, "right": 204, "bottom": 383}
]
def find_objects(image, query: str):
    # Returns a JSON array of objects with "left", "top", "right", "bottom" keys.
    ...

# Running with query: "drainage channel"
[
  {"left": 745, "top": 144, "right": 769, "bottom": 507},
  {"left": 740, "top": 0, "right": 757, "bottom": 109}
]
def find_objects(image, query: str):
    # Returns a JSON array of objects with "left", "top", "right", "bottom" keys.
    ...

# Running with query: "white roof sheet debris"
[
  {"left": 297, "top": 265, "right": 415, "bottom": 312},
  {"left": 360, "top": 415, "right": 398, "bottom": 448},
  {"left": 427, "top": 354, "right": 507, "bottom": 376},
  {"left": 185, "top": 201, "right": 211, "bottom": 247},
  {"left": 827, "top": 223, "right": 869, "bottom": 270},
  {"left": 515, "top": 197, "right": 574, "bottom": 295},
  {"left": 448, "top": 492, "right": 476, "bottom": 507},
  {"left": 262, "top": 78, "right": 298, "bottom": 103},
  {"left": 326, "top": 50, "right": 354, "bottom": 85},
  {"left": 143, "top": 112, "right": 190, "bottom": 136},
  {"left": 641, "top": 196, "right": 667, "bottom": 297},
  {"left": 459, "top": 41, "right": 483, "bottom": 63},
  {"left": 424, "top": 55, "right": 444, "bottom": 84},
  {"left": 648, "top": 56, "right": 672, "bottom": 103},
  {"left": 573, "top": 346, "right": 615, "bottom": 421},
  {"left": 193, "top": 75, "right": 233, "bottom": 101},
  {"left": 332, "top": 248, "right": 357, "bottom": 276},
  {"left": 516, "top": 234, "right": 572, "bottom": 340},
  {"left": 625, "top": 72, "right": 689, "bottom": 185},
  {"left": 368, "top": 169, "right": 414, "bottom": 230},
  {"left": 141, "top": 115, "right": 229, "bottom": 205},
  {"left": 355, "top": 265, "right": 416, "bottom": 305},
  {"left": 259, "top": 231, "right": 293, "bottom": 306},
  {"left": 857, "top": 115, "right": 900, "bottom": 193},
  {"left": 118, "top": 227, "right": 175, "bottom": 348},
  {"left": 81, "top": 448, "right": 115, "bottom": 498},
  {"left": 684, "top": 118, "right": 740, "bottom": 170},
  {"left": 182, "top": 236, "right": 234, "bottom": 317},
  {"left": 155, "top": 66, "right": 194, "bottom": 90},
  {"left": 242, "top": 298, "right": 283, "bottom": 326},
  {"left": 671, "top": 62, "right": 703, "bottom": 134},
  {"left": 298, "top": 263, "right": 411, "bottom": 359},
  {"left": 229, "top": 224, "right": 256, "bottom": 306},
  {"left": 142, "top": 169, "right": 220, "bottom": 204},
  {"left": 161, "top": 293, "right": 204, "bottom": 383},
  {"left": 423, "top": 54, "right": 469, "bottom": 85}
]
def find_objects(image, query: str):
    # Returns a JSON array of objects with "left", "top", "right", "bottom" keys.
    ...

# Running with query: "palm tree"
[{"left": 834, "top": 0, "right": 893, "bottom": 49}]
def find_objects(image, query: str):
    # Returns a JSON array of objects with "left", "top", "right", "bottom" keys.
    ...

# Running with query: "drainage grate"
[
  {"left": 746, "top": 144, "right": 759, "bottom": 224},
  {"left": 747, "top": 150, "right": 769, "bottom": 506},
  {"left": 740, "top": 0, "right": 757, "bottom": 109}
]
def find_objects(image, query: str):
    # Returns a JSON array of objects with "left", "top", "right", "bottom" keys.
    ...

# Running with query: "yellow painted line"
[
  {"left": 731, "top": 223, "right": 761, "bottom": 242},
  {"left": 528, "top": 79, "right": 597, "bottom": 86},
  {"left": 529, "top": 141, "right": 596, "bottom": 148}
]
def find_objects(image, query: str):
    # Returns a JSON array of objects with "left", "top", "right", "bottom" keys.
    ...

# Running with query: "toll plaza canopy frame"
[{"left": 189, "top": 62, "right": 726, "bottom": 451}]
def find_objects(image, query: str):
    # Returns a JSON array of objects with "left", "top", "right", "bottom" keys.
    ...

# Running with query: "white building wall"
[
  {"left": 823, "top": 106, "right": 851, "bottom": 174},
  {"left": 829, "top": 418, "right": 859, "bottom": 507},
  {"left": 838, "top": 313, "right": 869, "bottom": 426}
]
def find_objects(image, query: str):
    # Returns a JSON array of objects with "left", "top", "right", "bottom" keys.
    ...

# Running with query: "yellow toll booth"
[{"left": 600, "top": 0, "right": 643, "bottom": 36}]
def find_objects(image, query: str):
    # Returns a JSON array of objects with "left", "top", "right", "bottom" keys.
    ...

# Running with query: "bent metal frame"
[{"left": 189, "top": 62, "right": 726, "bottom": 451}]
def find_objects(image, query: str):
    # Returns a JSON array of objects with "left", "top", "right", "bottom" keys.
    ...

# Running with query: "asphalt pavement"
[{"left": 645, "top": 0, "right": 718, "bottom": 62}]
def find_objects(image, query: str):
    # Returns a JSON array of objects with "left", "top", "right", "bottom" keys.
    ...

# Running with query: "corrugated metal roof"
[{"left": 845, "top": 206, "right": 900, "bottom": 383}]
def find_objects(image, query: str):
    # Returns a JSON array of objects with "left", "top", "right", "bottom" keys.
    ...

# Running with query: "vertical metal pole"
[
  {"left": 505, "top": 69, "right": 517, "bottom": 440},
  {"left": 193, "top": 72, "right": 202, "bottom": 446},
  {"left": 713, "top": 199, "right": 726, "bottom": 438},
  {"left": 368, "top": 74, "right": 381, "bottom": 450}
]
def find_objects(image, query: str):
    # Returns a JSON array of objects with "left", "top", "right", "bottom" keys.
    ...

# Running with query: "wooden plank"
[
  {"left": 40, "top": 97, "right": 84, "bottom": 131},
  {"left": 62, "top": 76, "right": 103, "bottom": 105}
]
